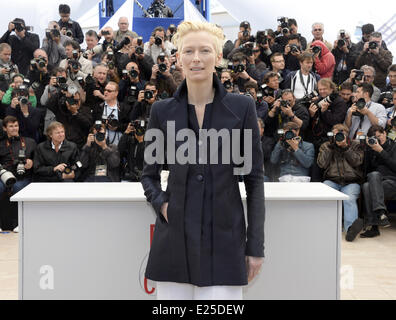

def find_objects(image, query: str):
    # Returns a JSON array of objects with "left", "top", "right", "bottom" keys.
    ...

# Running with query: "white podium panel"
[{"left": 11, "top": 182, "right": 347, "bottom": 300}]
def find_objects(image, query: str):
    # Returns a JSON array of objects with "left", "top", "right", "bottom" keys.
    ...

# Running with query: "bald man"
[{"left": 114, "top": 17, "right": 138, "bottom": 43}]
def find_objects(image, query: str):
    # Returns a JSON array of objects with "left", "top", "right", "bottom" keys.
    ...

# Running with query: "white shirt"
[
  {"left": 292, "top": 71, "right": 316, "bottom": 100},
  {"left": 103, "top": 102, "right": 121, "bottom": 146}
]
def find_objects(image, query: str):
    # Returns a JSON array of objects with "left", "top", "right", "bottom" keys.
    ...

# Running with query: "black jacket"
[
  {"left": 5, "top": 105, "right": 42, "bottom": 143},
  {"left": 33, "top": 139, "right": 79, "bottom": 182},
  {"left": 0, "top": 31, "right": 40, "bottom": 75},
  {"left": 0, "top": 135, "right": 36, "bottom": 179},
  {"left": 79, "top": 143, "right": 120, "bottom": 182},
  {"left": 141, "top": 75, "right": 265, "bottom": 286},
  {"left": 367, "top": 138, "right": 396, "bottom": 181},
  {"left": 58, "top": 19, "right": 84, "bottom": 44},
  {"left": 92, "top": 101, "right": 133, "bottom": 134},
  {"left": 47, "top": 98, "right": 93, "bottom": 149},
  {"left": 118, "top": 133, "right": 144, "bottom": 181},
  {"left": 331, "top": 43, "right": 359, "bottom": 85}
]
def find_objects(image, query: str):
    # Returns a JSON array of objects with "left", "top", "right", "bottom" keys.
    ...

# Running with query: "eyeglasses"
[
  {"left": 104, "top": 89, "right": 116, "bottom": 93},
  {"left": 313, "top": 29, "right": 322, "bottom": 32}
]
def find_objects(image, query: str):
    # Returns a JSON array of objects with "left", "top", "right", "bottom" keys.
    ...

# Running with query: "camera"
[
  {"left": 379, "top": 92, "right": 394, "bottom": 108},
  {"left": 129, "top": 67, "right": 138, "bottom": 78},
  {"left": 12, "top": 20, "right": 25, "bottom": 32},
  {"left": 31, "top": 57, "right": 46, "bottom": 69},
  {"left": 256, "top": 31, "right": 268, "bottom": 45},
  {"left": 105, "top": 112, "right": 119, "bottom": 129},
  {"left": 68, "top": 59, "right": 81, "bottom": 71},
  {"left": 352, "top": 98, "right": 367, "bottom": 116},
  {"left": 261, "top": 85, "right": 275, "bottom": 97},
  {"left": 130, "top": 119, "right": 147, "bottom": 136},
  {"left": 327, "top": 132, "right": 346, "bottom": 143},
  {"left": 289, "top": 44, "right": 300, "bottom": 54},
  {"left": 15, "top": 149, "right": 26, "bottom": 176},
  {"left": 316, "top": 93, "right": 338, "bottom": 109},
  {"left": 354, "top": 69, "right": 364, "bottom": 82},
  {"left": 0, "top": 164, "right": 16, "bottom": 188},
  {"left": 135, "top": 46, "right": 144, "bottom": 55},
  {"left": 223, "top": 80, "right": 232, "bottom": 90},
  {"left": 311, "top": 45, "right": 322, "bottom": 55},
  {"left": 241, "top": 21, "right": 250, "bottom": 37},
  {"left": 144, "top": 90, "right": 154, "bottom": 100},
  {"left": 277, "top": 17, "right": 289, "bottom": 35},
  {"left": 367, "top": 136, "right": 378, "bottom": 145},
  {"left": 241, "top": 42, "right": 254, "bottom": 56},
  {"left": 232, "top": 63, "right": 245, "bottom": 74},
  {"left": 369, "top": 41, "right": 378, "bottom": 50},
  {"left": 158, "top": 63, "right": 167, "bottom": 73},
  {"left": 337, "top": 39, "right": 345, "bottom": 49},
  {"left": 101, "top": 30, "right": 110, "bottom": 36},
  {"left": 155, "top": 36, "right": 163, "bottom": 46},
  {"left": 277, "top": 129, "right": 296, "bottom": 148},
  {"left": 115, "top": 36, "right": 131, "bottom": 51},
  {"left": 18, "top": 96, "right": 29, "bottom": 105},
  {"left": 280, "top": 100, "right": 290, "bottom": 108},
  {"left": 64, "top": 161, "right": 83, "bottom": 175},
  {"left": 94, "top": 120, "right": 105, "bottom": 142},
  {"left": 66, "top": 29, "right": 73, "bottom": 38}
]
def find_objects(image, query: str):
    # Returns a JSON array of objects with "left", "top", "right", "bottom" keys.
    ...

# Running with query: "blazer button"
[{"left": 196, "top": 174, "right": 204, "bottom": 182}]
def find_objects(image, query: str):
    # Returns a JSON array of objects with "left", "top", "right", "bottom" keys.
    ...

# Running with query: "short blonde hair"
[
  {"left": 172, "top": 21, "right": 224, "bottom": 55},
  {"left": 46, "top": 121, "right": 64, "bottom": 138}
]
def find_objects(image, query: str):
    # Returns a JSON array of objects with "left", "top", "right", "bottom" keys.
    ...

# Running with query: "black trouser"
[{"left": 362, "top": 171, "right": 396, "bottom": 226}]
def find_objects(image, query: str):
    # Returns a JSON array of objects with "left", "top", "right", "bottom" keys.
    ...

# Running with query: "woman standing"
[{"left": 141, "top": 21, "right": 265, "bottom": 300}]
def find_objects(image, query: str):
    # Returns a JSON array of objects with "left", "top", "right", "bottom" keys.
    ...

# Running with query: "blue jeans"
[
  {"left": 323, "top": 180, "right": 361, "bottom": 232},
  {"left": 0, "top": 178, "right": 31, "bottom": 196}
]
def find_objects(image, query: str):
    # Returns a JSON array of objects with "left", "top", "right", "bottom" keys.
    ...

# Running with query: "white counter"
[{"left": 11, "top": 182, "right": 347, "bottom": 300}]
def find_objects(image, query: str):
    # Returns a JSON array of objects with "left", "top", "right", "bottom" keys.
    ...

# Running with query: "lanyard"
[
  {"left": 6, "top": 137, "right": 26, "bottom": 165},
  {"left": 299, "top": 71, "right": 311, "bottom": 96}
]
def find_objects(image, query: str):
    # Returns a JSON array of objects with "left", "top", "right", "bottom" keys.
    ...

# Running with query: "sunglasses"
[
  {"left": 104, "top": 89, "right": 116, "bottom": 93},
  {"left": 313, "top": 29, "right": 322, "bottom": 32}
]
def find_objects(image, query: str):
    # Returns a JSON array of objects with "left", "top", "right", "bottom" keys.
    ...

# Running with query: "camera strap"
[
  {"left": 6, "top": 137, "right": 26, "bottom": 165},
  {"left": 298, "top": 70, "right": 311, "bottom": 96}
]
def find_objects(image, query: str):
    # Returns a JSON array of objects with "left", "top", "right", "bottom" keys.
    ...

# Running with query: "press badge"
[{"left": 95, "top": 165, "right": 107, "bottom": 176}]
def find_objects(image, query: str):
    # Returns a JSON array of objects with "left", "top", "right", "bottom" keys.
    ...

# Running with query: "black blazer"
[{"left": 141, "top": 75, "right": 265, "bottom": 286}]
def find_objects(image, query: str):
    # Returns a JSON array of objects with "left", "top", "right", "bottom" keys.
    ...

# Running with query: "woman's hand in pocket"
[{"left": 161, "top": 202, "right": 169, "bottom": 223}]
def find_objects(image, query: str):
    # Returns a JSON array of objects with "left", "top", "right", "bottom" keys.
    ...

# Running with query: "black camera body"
[
  {"left": 352, "top": 98, "right": 367, "bottom": 116},
  {"left": 256, "top": 31, "right": 268, "bottom": 45},
  {"left": 312, "top": 45, "right": 322, "bottom": 55},
  {"left": 327, "top": 131, "right": 346, "bottom": 144},
  {"left": 64, "top": 161, "right": 82, "bottom": 175},
  {"left": 354, "top": 69, "right": 364, "bottom": 82},
  {"left": 144, "top": 90, "right": 154, "bottom": 100},
  {"left": 369, "top": 41, "right": 378, "bottom": 50},
  {"left": 337, "top": 39, "right": 345, "bottom": 49},
  {"left": 277, "top": 129, "right": 296, "bottom": 148},
  {"left": 367, "top": 136, "right": 378, "bottom": 145},
  {"left": 130, "top": 119, "right": 147, "bottom": 136},
  {"left": 379, "top": 91, "right": 394, "bottom": 108},
  {"left": 232, "top": 63, "right": 245, "bottom": 74},
  {"left": 289, "top": 44, "right": 300, "bottom": 54},
  {"left": 15, "top": 149, "right": 27, "bottom": 176},
  {"left": 155, "top": 36, "right": 163, "bottom": 46},
  {"left": 127, "top": 85, "right": 138, "bottom": 103},
  {"left": 223, "top": 80, "right": 232, "bottom": 90},
  {"left": 277, "top": 17, "right": 289, "bottom": 35}
]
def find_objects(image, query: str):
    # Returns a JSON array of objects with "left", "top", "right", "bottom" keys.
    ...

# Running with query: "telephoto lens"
[
  {"left": 284, "top": 130, "right": 295, "bottom": 140},
  {"left": 144, "top": 90, "right": 154, "bottom": 100},
  {"left": 155, "top": 37, "right": 162, "bottom": 46},
  {"left": 0, "top": 165, "right": 16, "bottom": 187},
  {"left": 312, "top": 46, "right": 322, "bottom": 55},
  {"left": 223, "top": 80, "right": 232, "bottom": 90}
]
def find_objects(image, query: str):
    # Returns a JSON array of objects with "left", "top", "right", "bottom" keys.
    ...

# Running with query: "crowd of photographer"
[
  {"left": 1, "top": 7, "right": 396, "bottom": 239},
  {"left": 221, "top": 17, "right": 396, "bottom": 241}
]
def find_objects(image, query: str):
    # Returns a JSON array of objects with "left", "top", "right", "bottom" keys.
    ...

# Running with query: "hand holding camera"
[
  {"left": 309, "top": 103, "right": 319, "bottom": 117},
  {"left": 366, "top": 136, "right": 383, "bottom": 153}
]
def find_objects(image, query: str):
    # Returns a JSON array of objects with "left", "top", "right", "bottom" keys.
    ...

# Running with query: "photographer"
[
  {"left": 234, "top": 21, "right": 255, "bottom": 49},
  {"left": 269, "top": 52, "right": 289, "bottom": 89},
  {"left": 383, "top": 64, "right": 396, "bottom": 92},
  {"left": 244, "top": 81, "right": 268, "bottom": 123},
  {"left": 0, "top": 116, "right": 36, "bottom": 232},
  {"left": 2, "top": 74, "right": 37, "bottom": 107},
  {"left": 266, "top": 89, "right": 309, "bottom": 138},
  {"left": 332, "top": 30, "right": 358, "bottom": 85},
  {"left": 118, "top": 120, "right": 145, "bottom": 182},
  {"left": 345, "top": 83, "right": 387, "bottom": 140},
  {"left": 47, "top": 86, "right": 92, "bottom": 149},
  {"left": 144, "top": 26, "right": 175, "bottom": 63},
  {"left": 308, "top": 23, "right": 332, "bottom": 51},
  {"left": 146, "top": 0, "right": 174, "bottom": 18},
  {"left": 79, "top": 122, "right": 120, "bottom": 182},
  {"left": 91, "top": 27, "right": 119, "bottom": 59},
  {"left": 220, "top": 69, "right": 238, "bottom": 94},
  {"left": 85, "top": 63, "right": 109, "bottom": 108},
  {"left": 93, "top": 81, "right": 132, "bottom": 146},
  {"left": 5, "top": 84, "right": 41, "bottom": 142},
  {"left": 283, "top": 52, "right": 320, "bottom": 99},
  {"left": 360, "top": 125, "right": 396, "bottom": 238},
  {"left": 130, "top": 81, "right": 158, "bottom": 121},
  {"left": 58, "top": 4, "right": 84, "bottom": 44},
  {"left": 339, "top": 82, "right": 354, "bottom": 108},
  {"left": 309, "top": 41, "right": 335, "bottom": 79},
  {"left": 0, "top": 18, "right": 40, "bottom": 75},
  {"left": 150, "top": 53, "right": 177, "bottom": 98},
  {"left": 256, "top": 29, "right": 283, "bottom": 67},
  {"left": 33, "top": 121, "right": 79, "bottom": 182},
  {"left": 317, "top": 124, "right": 364, "bottom": 241},
  {"left": 270, "top": 121, "right": 315, "bottom": 180},
  {"left": 345, "top": 66, "right": 381, "bottom": 102},
  {"left": 307, "top": 79, "right": 348, "bottom": 150},
  {"left": 114, "top": 17, "right": 138, "bottom": 43},
  {"left": 385, "top": 90, "right": 396, "bottom": 138},
  {"left": 260, "top": 72, "right": 281, "bottom": 107},
  {"left": 59, "top": 40, "right": 93, "bottom": 81},
  {"left": 355, "top": 32, "right": 393, "bottom": 89},
  {"left": 229, "top": 51, "right": 259, "bottom": 92},
  {"left": 283, "top": 34, "right": 303, "bottom": 71},
  {"left": 83, "top": 30, "right": 101, "bottom": 66},
  {"left": 101, "top": 51, "right": 120, "bottom": 83},
  {"left": 118, "top": 61, "right": 145, "bottom": 104},
  {"left": 42, "top": 22, "right": 67, "bottom": 67},
  {"left": 26, "top": 49, "right": 52, "bottom": 106},
  {"left": 275, "top": 18, "right": 307, "bottom": 52},
  {"left": 0, "top": 43, "right": 19, "bottom": 86}
]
